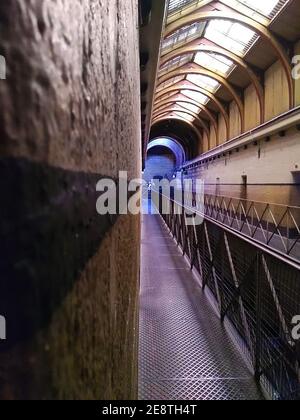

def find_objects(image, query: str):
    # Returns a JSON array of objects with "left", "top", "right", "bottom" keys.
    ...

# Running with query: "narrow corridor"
[{"left": 139, "top": 207, "right": 263, "bottom": 400}]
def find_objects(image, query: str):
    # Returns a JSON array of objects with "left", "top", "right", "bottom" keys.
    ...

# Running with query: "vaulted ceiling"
[{"left": 150, "top": 0, "right": 300, "bottom": 156}]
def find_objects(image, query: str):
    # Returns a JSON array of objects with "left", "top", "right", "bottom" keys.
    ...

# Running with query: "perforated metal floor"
[{"left": 139, "top": 210, "right": 263, "bottom": 401}]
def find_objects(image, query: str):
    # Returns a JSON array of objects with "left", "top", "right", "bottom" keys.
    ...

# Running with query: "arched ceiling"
[{"left": 149, "top": 0, "right": 295, "bottom": 154}]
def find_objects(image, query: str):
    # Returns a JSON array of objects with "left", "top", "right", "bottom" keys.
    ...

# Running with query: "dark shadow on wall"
[{"left": 0, "top": 157, "right": 122, "bottom": 352}]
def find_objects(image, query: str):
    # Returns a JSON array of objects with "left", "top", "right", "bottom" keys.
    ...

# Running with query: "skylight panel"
[
  {"left": 154, "top": 109, "right": 170, "bottom": 118},
  {"left": 237, "top": 0, "right": 280, "bottom": 17},
  {"left": 205, "top": 20, "right": 256, "bottom": 55},
  {"left": 186, "top": 74, "right": 220, "bottom": 92},
  {"left": 168, "top": 0, "right": 197, "bottom": 15},
  {"left": 173, "top": 111, "right": 195, "bottom": 122},
  {"left": 182, "top": 90, "right": 208, "bottom": 105},
  {"left": 157, "top": 91, "right": 180, "bottom": 102},
  {"left": 158, "top": 104, "right": 184, "bottom": 115},
  {"left": 162, "top": 22, "right": 206, "bottom": 54},
  {"left": 157, "top": 76, "right": 185, "bottom": 92},
  {"left": 159, "top": 54, "right": 193, "bottom": 75},
  {"left": 155, "top": 106, "right": 174, "bottom": 116},
  {"left": 194, "top": 52, "right": 235, "bottom": 75},
  {"left": 156, "top": 101, "right": 176, "bottom": 111},
  {"left": 178, "top": 102, "right": 201, "bottom": 114}
]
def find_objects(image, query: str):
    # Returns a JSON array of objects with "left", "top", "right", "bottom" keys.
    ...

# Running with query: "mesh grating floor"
[{"left": 139, "top": 211, "right": 263, "bottom": 400}]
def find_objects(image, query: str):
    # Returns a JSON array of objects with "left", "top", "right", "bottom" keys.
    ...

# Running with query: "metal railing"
[
  {"left": 155, "top": 192, "right": 300, "bottom": 400},
  {"left": 200, "top": 194, "right": 300, "bottom": 262}
]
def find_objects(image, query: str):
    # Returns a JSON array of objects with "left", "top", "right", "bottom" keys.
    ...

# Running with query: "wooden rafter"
[
  {"left": 155, "top": 82, "right": 230, "bottom": 139},
  {"left": 164, "top": 11, "right": 293, "bottom": 108},
  {"left": 157, "top": 63, "right": 245, "bottom": 131},
  {"left": 159, "top": 41, "right": 265, "bottom": 123}
]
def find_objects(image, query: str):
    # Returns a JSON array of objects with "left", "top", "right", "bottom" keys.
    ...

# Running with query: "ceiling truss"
[{"left": 153, "top": 107, "right": 211, "bottom": 138}]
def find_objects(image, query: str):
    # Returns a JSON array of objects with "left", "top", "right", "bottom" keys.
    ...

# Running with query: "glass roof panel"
[
  {"left": 155, "top": 105, "right": 176, "bottom": 115},
  {"left": 162, "top": 22, "right": 206, "bottom": 54},
  {"left": 178, "top": 102, "right": 201, "bottom": 114},
  {"left": 154, "top": 1, "right": 291, "bottom": 128},
  {"left": 182, "top": 90, "right": 208, "bottom": 105},
  {"left": 158, "top": 105, "right": 194, "bottom": 120},
  {"left": 173, "top": 111, "right": 195, "bottom": 122},
  {"left": 159, "top": 54, "right": 194, "bottom": 75},
  {"left": 157, "top": 76, "right": 186, "bottom": 92},
  {"left": 194, "top": 52, "right": 235, "bottom": 76},
  {"left": 235, "top": 0, "right": 284, "bottom": 17},
  {"left": 168, "top": 0, "right": 198, "bottom": 15},
  {"left": 205, "top": 20, "right": 256, "bottom": 55},
  {"left": 186, "top": 74, "right": 220, "bottom": 92},
  {"left": 157, "top": 91, "right": 180, "bottom": 102}
]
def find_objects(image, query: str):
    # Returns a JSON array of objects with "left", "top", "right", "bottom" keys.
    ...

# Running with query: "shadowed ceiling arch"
[
  {"left": 152, "top": 107, "right": 210, "bottom": 138},
  {"left": 150, "top": 118, "right": 202, "bottom": 159}
]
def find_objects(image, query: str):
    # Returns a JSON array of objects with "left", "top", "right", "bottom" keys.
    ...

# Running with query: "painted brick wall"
[{"left": 0, "top": 0, "right": 141, "bottom": 399}]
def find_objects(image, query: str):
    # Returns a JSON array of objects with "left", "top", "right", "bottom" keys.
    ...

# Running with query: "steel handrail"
[
  {"left": 154, "top": 190, "right": 300, "bottom": 268},
  {"left": 203, "top": 193, "right": 300, "bottom": 211},
  {"left": 201, "top": 193, "right": 300, "bottom": 258},
  {"left": 154, "top": 191, "right": 300, "bottom": 400}
]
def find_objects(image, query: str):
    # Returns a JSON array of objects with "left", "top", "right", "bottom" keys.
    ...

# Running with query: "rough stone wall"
[{"left": 0, "top": 0, "right": 141, "bottom": 399}]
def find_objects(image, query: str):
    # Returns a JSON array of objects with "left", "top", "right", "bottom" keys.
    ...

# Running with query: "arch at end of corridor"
[
  {"left": 150, "top": 119, "right": 201, "bottom": 161},
  {"left": 147, "top": 137, "right": 186, "bottom": 168}
]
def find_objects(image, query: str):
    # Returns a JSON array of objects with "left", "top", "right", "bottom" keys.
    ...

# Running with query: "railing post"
[
  {"left": 255, "top": 252, "right": 262, "bottom": 382},
  {"left": 220, "top": 232, "right": 225, "bottom": 319}
]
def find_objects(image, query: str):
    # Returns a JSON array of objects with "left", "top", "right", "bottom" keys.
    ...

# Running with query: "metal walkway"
[{"left": 139, "top": 209, "right": 263, "bottom": 400}]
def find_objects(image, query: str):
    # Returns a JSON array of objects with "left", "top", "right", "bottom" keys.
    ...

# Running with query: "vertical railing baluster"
[
  {"left": 255, "top": 252, "right": 262, "bottom": 382},
  {"left": 156, "top": 190, "right": 300, "bottom": 399}
]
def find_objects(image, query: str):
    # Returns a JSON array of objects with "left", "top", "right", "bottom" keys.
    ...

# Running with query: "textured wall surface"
[
  {"left": 264, "top": 60, "right": 289, "bottom": 122},
  {"left": 0, "top": 0, "right": 141, "bottom": 399},
  {"left": 185, "top": 128, "right": 300, "bottom": 206},
  {"left": 295, "top": 40, "right": 300, "bottom": 106}
]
